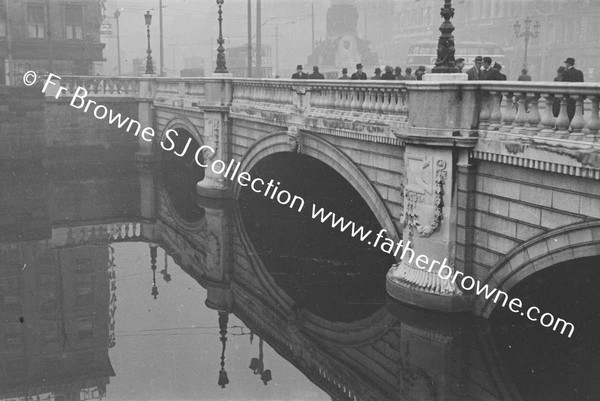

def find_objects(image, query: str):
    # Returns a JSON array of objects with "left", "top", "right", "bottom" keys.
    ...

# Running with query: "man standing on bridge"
[
  {"left": 308, "top": 66, "right": 325, "bottom": 79},
  {"left": 292, "top": 65, "right": 308, "bottom": 79},
  {"left": 562, "top": 57, "right": 584, "bottom": 122},
  {"left": 351, "top": 63, "right": 367, "bottom": 80}
]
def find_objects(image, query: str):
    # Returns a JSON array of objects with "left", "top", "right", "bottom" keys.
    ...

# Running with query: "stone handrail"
[
  {"left": 478, "top": 81, "right": 600, "bottom": 143},
  {"left": 60, "top": 75, "right": 141, "bottom": 96},
  {"left": 154, "top": 77, "right": 206, "bottom": 108},
  {"left": 231, "top": 78, "right": 411, "bottom": 127}
]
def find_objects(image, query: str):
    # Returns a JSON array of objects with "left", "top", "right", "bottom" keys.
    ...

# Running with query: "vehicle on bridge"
[{"left": 406, "top": 40, "right": 506, "bottom": 72}]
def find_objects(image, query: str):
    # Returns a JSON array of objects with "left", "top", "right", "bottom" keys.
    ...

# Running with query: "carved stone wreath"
[{"left": 405, "top": 159, "right": 447, "bottom": 239}]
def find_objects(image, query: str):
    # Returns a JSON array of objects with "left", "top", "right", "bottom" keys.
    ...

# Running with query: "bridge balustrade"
[
  {"left": 60, "top": 76, "right": 140, "bottom": 97},
  {"left": 479, "top": 82, "right": 600, "bottom": 145}
]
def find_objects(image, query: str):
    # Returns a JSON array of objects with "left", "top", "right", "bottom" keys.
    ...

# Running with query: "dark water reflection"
[{"left": 1, "top": 159, "right": 599, "bottom": 401}]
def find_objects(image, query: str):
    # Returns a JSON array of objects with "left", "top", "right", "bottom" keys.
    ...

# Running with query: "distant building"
[
  {"left": 308, "top": 0, "right": 378, "bottom": 75},
  {"left": 0, "top": 0, "right": 105, "bottom": 84},
  {"left": 388, "top": 0, "right": 600, "bottom": 81}
]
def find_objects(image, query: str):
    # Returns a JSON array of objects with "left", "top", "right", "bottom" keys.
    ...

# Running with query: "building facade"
[
  {"left": 0, "top": 0, "right": 105, "bottom": 85},
  {"left": 365, "top": 0, "right": 600, "bottom": 81}
]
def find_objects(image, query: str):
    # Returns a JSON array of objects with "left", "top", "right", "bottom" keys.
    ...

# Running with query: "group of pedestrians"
[
  {"left": 464, "top": 56, "right": 507, "bottom": 81},
  {"left": 291, "top": 63, "right": 427, "bottom": 81}
]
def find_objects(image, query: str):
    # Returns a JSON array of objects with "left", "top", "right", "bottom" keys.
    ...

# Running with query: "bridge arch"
[
  {"left": 475, "top": 221, "right": 600, "bottom": 318},
  {"left": 233, "top": 130, "right": 399, "bottom": 241},
  {"left": 157, "top": 117, "right": 204, "bottom": 161}
]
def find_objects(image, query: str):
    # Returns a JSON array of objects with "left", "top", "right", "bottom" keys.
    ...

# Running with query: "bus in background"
[
  {"left": 226, "top": 44, "right": 273, "bottom": 78},
  {"left": 406, "top": 41, "right": 506, "bottom": 73}
]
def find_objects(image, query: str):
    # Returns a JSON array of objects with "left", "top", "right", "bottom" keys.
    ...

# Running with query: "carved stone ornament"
[
  {"left": 405, "top": 159, "right": 447, "bottom": 238},
  {"left": 287, "top": 126, "right": 302, "bottom": 153},
  {"left": 204, "top": 118, "right": 221, "bottom": 160}
]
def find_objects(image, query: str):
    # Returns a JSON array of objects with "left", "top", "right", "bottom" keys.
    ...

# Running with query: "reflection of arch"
[
  {"left": 233, "top": 130, "right": 399, "bottom": 240},
  {"left": 475, "top": 221, "right": 600, "bottom": 318},
  {"left": 158, "top": 117, "right": 204, "bottom": 161},
  {"left": 232, "top": 203, "right": 395, "bottom": 345}
]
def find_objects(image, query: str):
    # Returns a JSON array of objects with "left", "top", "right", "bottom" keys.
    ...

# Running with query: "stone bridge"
[{"left": 49, "top": 75, "right": 600, "bottom": 316}]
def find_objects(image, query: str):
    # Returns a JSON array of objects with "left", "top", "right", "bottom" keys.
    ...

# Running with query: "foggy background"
[{"left": 98, "top": 0, "right": 600, "bottom": 81}]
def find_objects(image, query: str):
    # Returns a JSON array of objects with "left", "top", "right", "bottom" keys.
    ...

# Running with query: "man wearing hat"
[
  {"left": 415, "top": 66, "right": 427, "bottom": 80},
  {"left": 351, "top": 63, "right": 367, "bottom": 80},
  {"left": 339, "top": 68, "right": 351, "bottom": 80},
  {"left": 562, "top": 57, "right": 584, "bottom": 83},
  {"left": 455, "top": 58, "right": 465, "bottom": 73},
  {"left": 467, "top": 56, "right": 483, "bottom": 80},
  {"left": 371, "top": 67, "right": 382, "bottom": 80},
  {"left": 291, "top": 65, "right": 308, "bottom": 79},
  {"left": 562, "top": 57, "right": 584, "bottom": 121},
  {"left": 308, "top": 66, "right": 325, "bottom": 79}
]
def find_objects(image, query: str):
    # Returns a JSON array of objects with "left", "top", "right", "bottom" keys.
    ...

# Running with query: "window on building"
[
  {"left": 65, "top": 5, "right": 83, "bottom": 40},
  {"left": 27, "top": 4, "right": 46, "bottom": 39}
]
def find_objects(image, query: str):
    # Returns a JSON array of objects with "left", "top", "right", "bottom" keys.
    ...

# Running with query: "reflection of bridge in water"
[{"left": 0, "top": 166, "right": 523, "bottom": 401}]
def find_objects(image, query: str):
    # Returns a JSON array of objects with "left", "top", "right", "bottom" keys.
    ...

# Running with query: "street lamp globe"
[
  {"left": 216, "top": 0, "right": 224, "bottom": 5},
  {"left": 513, "top": 20, "right": 521, "bottom": 36},
  {"left": 145, "top": 10, "right": 152, "bottom": 26}
]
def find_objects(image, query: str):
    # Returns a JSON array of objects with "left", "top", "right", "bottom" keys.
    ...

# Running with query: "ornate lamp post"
[
  {"left": 144, "top": 11, "right": 155, "bottom": 75},
  {"left": 514, "top": 17, "right": 540, "bottom": 71},
  {"left": 431, "top": 0, "right": 459, "bottom": 73},
  {"left": 214, "top": 0, "right": 229, "bottom": 73}
]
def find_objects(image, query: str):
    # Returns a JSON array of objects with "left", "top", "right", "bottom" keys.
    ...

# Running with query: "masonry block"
[
  {"left": 526, "top": 240, "right": 550, "bottom": 260},
  {"left": 481, "top": 214, "right": 517, "bottom": 237},
  {"left": 509, "top": 202, "right": 541, "bottom": 226},
  {"left": 475, "top": 193, "right": 490, "bottom": 213},
  {"left": 520, "top": 185, "right": 552, "bottom": 207},
  {"left": 551, "top": 190, "right": 581, "bottom": 214},
  {"left": 541, "top": 209, "right": 583, "bottom": 229},
  {"left": 486, "top": 235, "right": 519, "bottom": 255},
  {"left": 484, "top": 178, "right": 520, "bottom": 200},
  {"left": 489, "top": 197, "right": 509, "bottom": 216},
  {"left": 568, "top": 228, "right": 593, "bottom": 247},
  {"left": 580, "top": 196, "right": 600, "bottom": 219},
  {"left": 474, "top": 247, "right": 501, "bottom": 267},
  {"left": 516, "top": 223, "right": 545, "bottom": 242}
]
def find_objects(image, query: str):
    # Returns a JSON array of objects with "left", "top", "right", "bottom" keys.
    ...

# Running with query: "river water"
[{"left": 1, "top": 146, "right": 599, "bottom": 400}]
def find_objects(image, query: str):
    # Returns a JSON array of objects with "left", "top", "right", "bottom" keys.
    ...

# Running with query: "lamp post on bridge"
[
  {"left": 144, "top": 11, "right": 155, "bottom": 75},
  {"left": 214, "top": 0, "right": 229, "bottom": 73},
  {"left": 513, "top": 17, "right": 540, "bottom": 71},
  {"left": 431, "top": 0, "right": 459, "bottom": 73}
]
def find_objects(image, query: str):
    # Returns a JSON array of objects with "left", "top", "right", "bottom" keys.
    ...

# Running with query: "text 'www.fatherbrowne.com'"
[{"left": 29, "top": 71, "right": 574, "bottom": 339}]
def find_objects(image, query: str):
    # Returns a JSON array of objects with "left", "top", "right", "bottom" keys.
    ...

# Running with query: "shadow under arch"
[
  {"left": 474, "top": 220, "right": 600, "bottom": 318},
  {"left": 233, "top": 130, "right": 400, "bottom": 242},
  {"left": 156, "top": 117, "right": 204, "bottom": 163}
]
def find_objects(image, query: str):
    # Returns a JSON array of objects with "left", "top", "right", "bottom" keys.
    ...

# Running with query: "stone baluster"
[
  {"left": 388, "top": 90, "right": 398, "bottom": 118},
  {"left": 338, "top": 88, "right": 348, "bottom": 112},
  {"left": 555, "top": 95, "right": 570, "bottom": 139},
  {"left": 333, "top": 88, "right": 342, "bottom": 111},
  {"left": 401, "top": 89, "right": 409, "bottom": 114},
  {"left": 511, "top": 92, "right": 528, "bottom": 135},
  {"left": 355, "top": 89, "right": 363, "bottom": 112},
  {"left": 500, "top": 92, "right": 515, "bottom": 133},
  {"left": 526, "top": 93, "right": 541, "bottom": 136},
  {"left": 569, "top": 95, "right": 586, "bottom": 141},
  {"left": 538, "top": 93, "right": 555, "bottom": 137},
  {"left": 479, "top": 92, "right": 491, "bottom": 130},
  {"left": 381, "top": 89, "right": 390, "bottom": 115},
  {"left": 583, "top": 95, "right": 600, "bottom": 142},
  {"left": 374, "top": 89, "right": 383, "bottom": 114},
  {"left": 349, "top": 88, "right": 359, "bottom": 111},
  {"left": 488, "top": 91, "right": 502, "bottom": 131},
  {"left": 362, "top": 89, "right": 372, "bottom": 114}
]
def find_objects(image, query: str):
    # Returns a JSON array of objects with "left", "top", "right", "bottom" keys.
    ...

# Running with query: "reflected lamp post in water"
[
  {"left": 144, "top": 11, "right": 155, "bottom": 74},
  {"left": 514, "top": 17, "right": 540, "bottom": 71},
  {"left": 214, "top": 0, "right": 229, "bottom": 73},
  {"left": 218, "top": 311, "right": 230, "bottom": 388},
  {"left": 150, "top": 245, "right": 159, "bottom": 299},
  {"left": 431, "top": 0, "right": 459, "bottom": 73}
]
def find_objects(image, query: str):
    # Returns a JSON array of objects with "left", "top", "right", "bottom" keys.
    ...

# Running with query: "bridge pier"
[
  {"left": 386, "top": 83, "right": 479, "bottom": 312},
  {"left": 197, "top": 78, "right": 234, "bottom": 198}
]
